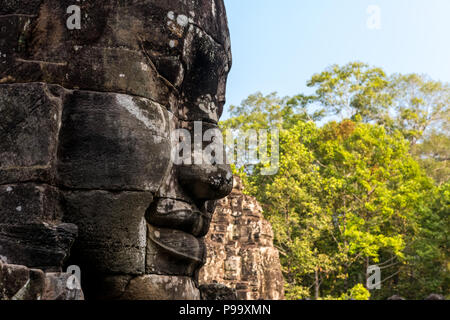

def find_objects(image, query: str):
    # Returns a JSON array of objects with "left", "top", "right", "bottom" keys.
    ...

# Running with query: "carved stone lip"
[
  {"left": 147, "top": 225, "right": 206, "bottom": 265},
  {"left": 145, "top": 198, "right": 212, "bottom": 238},
  {"left": 145, "top": 198, "right": 211, "bottom": 274}
]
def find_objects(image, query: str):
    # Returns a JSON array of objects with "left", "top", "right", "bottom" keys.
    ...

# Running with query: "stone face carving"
[
  {"left": 0, "top": 0, "right": 232, "bottom": 300},
  {"left": 199, "top": 177, "right": 285, "bottom": 300}
]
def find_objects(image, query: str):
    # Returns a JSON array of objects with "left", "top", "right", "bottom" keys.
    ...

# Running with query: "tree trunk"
[
  {"left": 314, "top": 268, "right": 320, "bottom": 300},
  {"left": 364, "top": 257, "right": 369, "bottom": 289}
]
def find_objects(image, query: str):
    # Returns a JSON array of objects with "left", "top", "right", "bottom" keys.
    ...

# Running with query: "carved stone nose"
[{"left": 177, "top": 164, "right": 233, "bottom": 201}]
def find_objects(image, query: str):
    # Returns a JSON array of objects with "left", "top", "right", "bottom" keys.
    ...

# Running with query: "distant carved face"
[{"left": 0, "top": 0, "right": 232, "bottom": 298}]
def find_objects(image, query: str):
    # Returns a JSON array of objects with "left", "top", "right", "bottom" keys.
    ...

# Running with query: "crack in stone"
[
  {"left": 15, "top": 58, "right": 67, "bottom": 66},
  {"left": 0, "top": 14, "right": 37, "bottom": 18},
  {"left": 0, "top": 165, "right": 51, "bottom": 171},
  {"left": 137, "top": 36, "right": 181, "bottom": 97},
  {"left": 0, "top": 181, "right": 157, "bottom": 195}
]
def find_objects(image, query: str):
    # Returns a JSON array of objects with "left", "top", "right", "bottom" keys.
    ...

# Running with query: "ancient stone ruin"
[
  {"left": 0, "top": 262, "right": 83, "bottom": 300},
  {"left": 0, "top": 0, "right": 234, "bottom": 300},
  {"left": 199, "top": 177, "right": 285, "bottom": 300}
]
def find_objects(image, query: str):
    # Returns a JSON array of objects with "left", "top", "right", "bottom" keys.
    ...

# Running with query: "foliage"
[
  {"left": 412, "top": 131, "right": 450, "bottom": 185},
  {"left": 298, "top": 62, "right": 450, "bottom": 145},
  {"left": 388, "top": 74, "right": 450, "bottom": 145},
  {"left": 331, "top": 284, "right": 371, "bottom": 301},
  {"left": 220, "top": 63, "right": 449, "bottom": 300},
  {"left": 297, "top": 62, "right": 392, "bottom": 122}
]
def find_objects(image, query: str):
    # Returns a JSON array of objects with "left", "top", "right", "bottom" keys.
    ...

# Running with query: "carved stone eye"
[{"left": 181, "top": 28, "right": 230, "bottom": 123}]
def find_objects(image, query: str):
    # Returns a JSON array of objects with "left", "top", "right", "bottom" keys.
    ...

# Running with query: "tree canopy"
[{"left": 221, "top": 62, "right": 449, "bottom": 300}]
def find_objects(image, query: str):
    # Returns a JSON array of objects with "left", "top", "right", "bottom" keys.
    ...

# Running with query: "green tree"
[
  {"left": 381, "top": 182, "right": 450, "bottom": 299},
  {"left": 221, "top": 62, "right": 449, "bottom": 299},
  {"left": 295, "top": 61, "right": 392, "bottom": 122},
  {"left": 387, "top": 74, "right": 450, "bottom": 145},
  {"left": 222, "top": 91, "right": 324, "bottom": 132},
  {"left": 225, "top": 117, "right": 430, "bottom": 299},
  {"left": 412, "top": 131, "right": 450, "bottom": 185},
  {"left": 301, "top": 63, "right": 450, "bottom": 146}
]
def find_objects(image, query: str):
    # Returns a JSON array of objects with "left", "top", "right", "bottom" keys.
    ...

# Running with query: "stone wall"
[
  {"left": 0, "top": 262, "right": 83, "bottom": 300},
  {"left": 199, "top": 177, "right": 284, "bottom": 300}
]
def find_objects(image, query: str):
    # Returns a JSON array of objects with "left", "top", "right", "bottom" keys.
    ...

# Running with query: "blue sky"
[{"left": 223, "top": 0, "right": 450, "bottom": 118}]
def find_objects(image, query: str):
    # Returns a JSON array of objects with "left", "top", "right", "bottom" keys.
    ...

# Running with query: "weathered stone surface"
[
  {"left": 0, "top": 262, "right": 46, "bottom": 300},
  {"left": 199, "top": 177, "right": 285, "bottom": 300},
  {"left": 0, "top": 83, "right": 64, "bottom": 185},
  {"left": 57, "top": 90, "right": 172, "bottom": 191},
  {"left": 146, "top": 198, "right": 212, "bottom": 237},
  {"left": 85, "top": 275, "right": 133, "bottom": 300},
  {"left": 43, "top": 272, "right": 84, "bottom": 300},
  {"left": 0, "top": 82, "right": 172, "bottom": 192},
  {"left": 0, "top": 5, "right": 172, "bottom": 106},
  {"left": 174, "top": 121, "right": 233, "bottom": 201},
  {"left": 0, "top": 223, "right": 77, "bottom": 271},
  {"left": 0, "top": 183, "right": 62, "bottom": 225},
  {"left": 146, "top": 225, "right": 205, "bottom": 277},
  {"left": 199, "top": 284, "right": 237, "bottom": 301},
  {"left": 0, "top": 0, "right": 233, "bottom": 300},
  {"left": 0, "top": 183, "right": 77, "bottom": 273},
  {"left": 0, "top": 262, "right": 84, "bottom": 300},
  {"left": 62, "top": 191, "right": 152, "bottom": 275},
  {"left": 178, "top": 164, "right": 233, "bottom": 201},
  {"left": 120, "top": 274, "right": 201, "bottom": 300},
  {"left": 83, "top": 274, "right": 200, "bottom": 300},
  {"left": 0, "top": 0, "right": 231, "bottom": 123}
]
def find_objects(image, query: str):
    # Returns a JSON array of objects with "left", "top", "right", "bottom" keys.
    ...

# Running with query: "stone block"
[
  {"left": 0, "top": 223, "right": 77, "bottom": 271},
  {"left": 0, "top": 83, "right": 64, "bottom": 184},
  {"left": 0, "top": 262, "right": 46, "bottom": 300},
  {"left": 121, "top": 274, "right": 201, "bottom": 300},
  {"left": 0, "top": 183, "right": 62, "bottom": 225},
  {"left": 43, "top": 272, "right": 84, "bottom": 300},
  {"left": 62, "top": 190, "right": 152, "bottom": 275},
  {"left": 199, "top": 284, "right": 237, "bottom": 300},
  {"left": 0, "top": 262, "right": 84, "bottom": 300}
]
